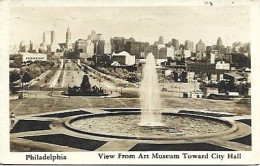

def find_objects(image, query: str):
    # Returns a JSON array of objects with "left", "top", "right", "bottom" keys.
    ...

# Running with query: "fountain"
[
  {"left": 62, "top": 54, "right": 235, "bottom": 141},
  {"left": 139, "top": 53, "right": 164, "bottom": 126}
]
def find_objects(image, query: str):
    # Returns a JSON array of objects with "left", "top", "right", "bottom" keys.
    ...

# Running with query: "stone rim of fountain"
[{"left": 63, "top": 111, "right": 238, "bottom": 141}]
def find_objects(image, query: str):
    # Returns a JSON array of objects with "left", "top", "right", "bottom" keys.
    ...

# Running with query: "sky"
[{"left": 9, "top": 6, "right": 250, "bottom": 47}]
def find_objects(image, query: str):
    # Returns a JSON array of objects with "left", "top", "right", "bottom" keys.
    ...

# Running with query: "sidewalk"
[{"left": 49, "top": 59, "right": 64, "bottom": 88}]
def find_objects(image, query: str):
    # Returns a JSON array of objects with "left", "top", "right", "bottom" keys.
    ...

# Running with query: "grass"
[{"left": 10, "top": 96, "right": 250, "bottom": 116}]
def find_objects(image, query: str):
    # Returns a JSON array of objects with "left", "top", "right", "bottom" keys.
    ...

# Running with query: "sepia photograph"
[{"left": 1, "top": 0, "right": 260, "bottom": 164}]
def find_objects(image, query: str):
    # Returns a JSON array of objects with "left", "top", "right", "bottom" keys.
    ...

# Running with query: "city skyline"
[{"left": 9, "top": 6, "right": 250, "bottom": 46}]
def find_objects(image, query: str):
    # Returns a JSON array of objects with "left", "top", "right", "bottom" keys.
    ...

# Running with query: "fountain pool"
[
  {"left": 63, "top": 53, "right": 236, "bottom": 141},
  {"left": 64, "top": 111, "right": 236, "bottom": 140}
]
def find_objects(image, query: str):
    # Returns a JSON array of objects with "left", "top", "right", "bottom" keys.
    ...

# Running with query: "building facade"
[
  {"left": 216, "top": 61, "right": 230, "bottom": 70},
  {"left": 158, "top": 36, "right": 164, "bottom": 44},
  {"left": 22, "top": 53, "right": 47, "bottom": 62},
  {"left": 184, "top": 40, "right": 194, "bottom": 52},
  {"left": 111, "top": 37, "right": 125, "bottom": 53},
  {"left": 75, "top": 39, "right": 94, "bottom": 59},
  {"left": 172, "top": 39, "right": 179, "bottom": 50},
  {"left": 97, "top": 40, "right": 112, "bottom": 55},
  {"left": 111, "top": 51, "right": 135, "bottom": 66},
  {"left": 196, "top": 39, "right": 206, "bottom": 53}
]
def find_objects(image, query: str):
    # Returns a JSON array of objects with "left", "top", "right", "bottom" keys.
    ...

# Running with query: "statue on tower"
[{"left": 80, "top": 75, "right": 91, "bottom": 92}]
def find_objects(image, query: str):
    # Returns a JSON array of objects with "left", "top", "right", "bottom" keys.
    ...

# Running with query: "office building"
[
  {"left": 216, "top": 61, "right": 230, "bottom": 70},
  {"left": 22, "top": 53, "right": 47, "bottom": 62},
  {"left": 172, "top": 39, "right": 179, "bottom": 50},
  {"left": 185, "top": 40, "right": 194, "bottom": 52},
  {"left": 158, "top": 36, "right": 164, "bottom": 44},
  {"left": 111, "top": 37, "right": 125, "bottom": 53},
  {"left": 97, "top": 40, "right": 112, "bottom": 55},
  {"left": 111, "top": 51, "right": 135, "bottom": 66},
  {"left": 217, "top": 37, "right": 223, "bottom": 46},
  {"left": 75, "top": 39, "right": 94, "bottom": 59},
  {"left": 196, "top": 39, "right": 206, "bottom": 52}
]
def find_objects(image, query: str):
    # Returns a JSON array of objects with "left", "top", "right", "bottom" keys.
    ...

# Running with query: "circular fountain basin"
[{"left": 64, "top": 112, "right": 237, "bottom": 140}]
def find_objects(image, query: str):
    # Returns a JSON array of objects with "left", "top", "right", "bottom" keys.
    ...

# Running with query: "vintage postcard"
[{"left": 0, "top": 0, "right": 260, "bottom": 165}]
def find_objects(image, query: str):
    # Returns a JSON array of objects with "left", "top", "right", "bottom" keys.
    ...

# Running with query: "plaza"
[{"left": 10, "top": 91, "right": 251, "bottom": 151}]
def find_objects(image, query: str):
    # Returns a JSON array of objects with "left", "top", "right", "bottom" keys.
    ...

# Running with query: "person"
[{"left": 10, "top": 112, "right": 16, "bottom": 126}]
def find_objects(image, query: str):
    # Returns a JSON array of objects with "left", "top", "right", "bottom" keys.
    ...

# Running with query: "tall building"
[
  {"left": 111, "top": 37, "right": 125, "bottom": 53},
  {"left": 39, "top": 32, "right": 49, "bottom": 53},
  {"left": 159, "top": 46, "right": 174, "bottom": 59},
  {"left": 151, "top": 45, "right": 159, "bottom": 59},
  {"left": 140, "top": 42, "right": 150, "bottom": 58},
  {"left": 104, "top": 41, "right": 112, "bottom": 55},
  {"left": 19, "top": 41, "right": 27, "bottom": 52},
  {"left": 184, "top": 40, "right": 194, "bottom": 52},
  {"left": 209, "top": 53, "right": 216, "bottom": 64},
  {"left": 87, "top": 30, "right": 103, "bottom": 41},
  {"left": 75, "top": 39, "right": 94, "bottom": 59},
  {"left": 217, "top": 37, "right": 223, "bottom": 46},
  {"left": 50, "top": 31, "right": 54, "bottom": 44},
  {"left": 196, "top": 39, "right": 206, "bottom": 52},
  {"left": 125, "top": 41, "right": 142, "bottom": 59},
  {"left": 29, "top": 40, "right": 33, "bottom": 52},
  {"left": 43, "top": 32, "right": 46, "bottom": 43},
  {"left": 172, "top": 39, "right": 179, "bottom": 50},
  {"left": 158, "top": 36, "right": 164, "bottom": 44},
  {"left": 206, "top": 46, "right": 212, "bottom": 56},
  {"left": 66, "top": 26, "right": 72, "bottom": 50},
  {"left": 97, "top": 40, "right": 112, "bottom": 55},
  {"left": 49, "top": 31, "right": 59, "bottom": 52},
  {"left": 124, "top": 37, "right": 135, "bottom": 44},
  {"left": 86, "top": 30, "right": 103, "bottom": 54}
]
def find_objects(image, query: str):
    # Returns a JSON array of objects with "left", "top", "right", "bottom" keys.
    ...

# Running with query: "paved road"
[{"left": 14, "top": 61, "right": 202, "bottom": 100}]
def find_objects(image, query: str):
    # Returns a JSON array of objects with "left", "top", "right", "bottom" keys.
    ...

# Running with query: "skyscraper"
[
  {"left": 51, "top": 31, "right": 55, "bottom": 44},
  {"left": 66, "top": 26, "right": 72, "bottom": 50},
  {"left": 111, "top": 37, "right": 125, "bottom": 53},
  {"left": 196, "top": 39, "right": 206, "bottom": 52},
  {"left": 172, "top": 39, "right": 179, "bottom": 50},
  {"left": 184, "top": 40, "right": 194, "bottom": 52},
  {"left": 217, "top": 37, "right": 223, "bottom": 46},
  {"left": 43, "top": 32, "right": 46, "bottom": 43},
  {"left": 50, "top": 31, "right": 59, "bottom": 52},
  {"left": 158, "top": 36, "right": 164, "bottom": 44}
]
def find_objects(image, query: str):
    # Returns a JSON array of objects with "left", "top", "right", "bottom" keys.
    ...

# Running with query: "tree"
[
  {"left": 22, "top": 71, "right": 31, "bottom": 83},
  {"left": 172, "top": 71, "right": 178, "bottom": 82},
  {"left": 10, "top": 70, "right": 21, "bottom": 82}
]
